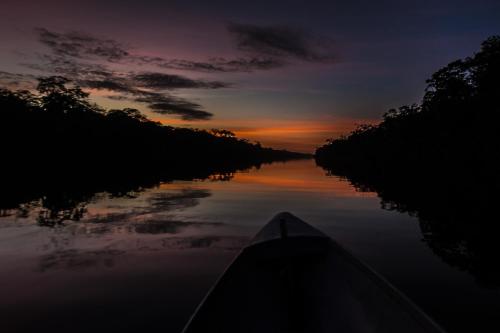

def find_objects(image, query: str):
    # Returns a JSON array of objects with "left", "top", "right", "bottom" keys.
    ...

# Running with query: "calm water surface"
[{"left": 1, "top": 159, "right": 498, "bottom": 332}]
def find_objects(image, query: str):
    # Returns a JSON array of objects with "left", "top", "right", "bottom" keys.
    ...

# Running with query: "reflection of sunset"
[
  {"left": 137, "top": 160, "right": 376, "bottom": 198},
  {"left": 229, "top": 160, "right": 377, "bottom": 197}
]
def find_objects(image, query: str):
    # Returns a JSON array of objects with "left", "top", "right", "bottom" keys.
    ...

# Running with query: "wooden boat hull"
[{"left": 182, "top": 212, "right": 445, "bottom": 333}]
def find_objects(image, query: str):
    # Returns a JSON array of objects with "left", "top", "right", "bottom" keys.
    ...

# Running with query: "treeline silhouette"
[
  {"left": 315, "top": 36, "right": 500, "bottom": 287},
  {"left": 0, "top": 76, "right": 308, "bottom": 213}
]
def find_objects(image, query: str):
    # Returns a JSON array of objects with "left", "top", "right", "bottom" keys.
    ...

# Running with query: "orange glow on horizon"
[
  {"left": 149, "top": 117, "right": 378, "bottom": 153},
  {"left": 85, "top": 89, "right": 378, "bottom": 152},
  {"left": 232, "top": 118, "right": 377, "bottom": 152}
]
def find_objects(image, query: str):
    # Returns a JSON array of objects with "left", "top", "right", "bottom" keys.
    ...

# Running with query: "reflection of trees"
[
  {"left": 1, "top": 169, "right": 220, "bottom": 226},
  {"left": 324, "top": 165, "right": 500, "bottom": 288},
  {"left": 36, "top": 192, "right": 90, "bottom": 227},
  {"left": 209, "top": 173, "right": 235, "bottom": 182},
  {"left": 0, "top": 75, "right": 308, "bottom": 220},
  {"left": 316, "top": 36, "right": 500, "bottom": 288},
  {"left": 415, "top": 198, "right": 500, "bottom": 289},
  {"left": 23, "top": 186, "right": 215, "bottom": 227}
]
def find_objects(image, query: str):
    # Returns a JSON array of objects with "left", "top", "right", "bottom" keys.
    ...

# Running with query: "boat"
[{"left": 182, "top": 212, "right": 446, "bottom": 333}]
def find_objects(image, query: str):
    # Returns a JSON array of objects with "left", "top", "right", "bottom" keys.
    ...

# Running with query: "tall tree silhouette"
[
  {"left": 0, "top": 76, "right": 308, "bottom": 213},
  {"left": 315, "top": 36, "right": 500, "bottom": 287}
]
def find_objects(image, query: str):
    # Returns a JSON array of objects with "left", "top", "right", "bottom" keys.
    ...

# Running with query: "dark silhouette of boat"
[{"left": 183, "top": 212, "right": 446, "bottom": 333}]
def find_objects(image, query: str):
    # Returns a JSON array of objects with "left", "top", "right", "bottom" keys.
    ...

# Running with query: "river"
[{"left": 1, "top": 159, "right": 498, "bottom": 332}]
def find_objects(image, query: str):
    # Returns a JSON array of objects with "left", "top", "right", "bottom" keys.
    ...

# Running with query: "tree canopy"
[
  {"left": 315, "top": 36, "right": 500, "bottom": 287},
  {"left": 0, "top": 75, "right": 308, "bottom": 214}
]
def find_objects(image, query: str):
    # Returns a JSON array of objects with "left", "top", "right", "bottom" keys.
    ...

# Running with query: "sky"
[{"left": 0, "top": 0, "right": 499, "bottom": 152}]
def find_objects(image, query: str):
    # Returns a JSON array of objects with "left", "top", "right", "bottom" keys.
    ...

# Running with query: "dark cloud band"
[
  {"left": 9, "top": 25, "right": 336, "bottom": 120},
  {"left": 228, "top": 23, "right": 336, "bottom": 63},
  {"left": 36, "top": 28, "right": 129, "bottom": 61},
  {"left": 131, "top": 72, "right": 229, "bottom": 89},
  {"left": 35, "top": 28, "right": 294, "bottom": 73}
]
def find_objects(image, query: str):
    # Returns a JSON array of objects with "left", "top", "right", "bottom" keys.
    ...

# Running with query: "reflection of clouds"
[
  {"left": 37, "top": 236, "right": 247, "bottom": 272},
  {"left": 160, "top": 236, "right": 248, "bottom": 250},
  {"left": 84, "top": 211, "right": 145, "bottom": 224},
  {"left": 86, "top": 188, "right": 212, "bottom": 222},
  {"left": 11, "top": 187, "right": 214, "bottom": 228},
  {"left": 23, "top": 186, "right": 227, "bottom": 265},
  {"left": 147, "top": 188, "right": 212, "bottom": 212},
  {"left": 131, "top": 220, "right": 224, "bottom": 235},
  {"left": 38, "top": 248, "right": 125, "bottom": 272},
  {"left": 57, "top": 218, "right": 226, "bottom": 236},
  {"left": 27, "top": 186, "right": 225, "bottom": 259},
  {"left": 77, "top": 188, "right": 216, "bottom": 235}
]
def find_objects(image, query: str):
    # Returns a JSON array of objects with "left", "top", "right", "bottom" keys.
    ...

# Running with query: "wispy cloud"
[
  {"left": 155, "top": 56, "right": 285, "bottom": 72},
  {"left": 79, "top": 77, "right": 214, "bottom": 120},
  {"left": 131, "top": 72, "right": 229, "bottom": 89},
  {"left": 35, "top": 27, "right": 286, "bottom": 73},
  {"left": 24, "top": 55, "right": 112, "bottom": 79},
  {"left": 0, "top": 71, "right": 37, "bottom": 89},
  {"left": 3, "top": 24, "right": 336, "bottom": 120},
  {"left": 133, "top": 91, "right": 212, "bottom": 121},
  {"left": 36, "top": 28, "right": 130, "bottom": 61},
  {"left": 35, "top": 26, "right": 331, "bottom": 73},
  {"left": 228, "top": 23, "right": 336, "bottom": 63},
  {"left": 21, "top": 30, "right": 234, "bottom": 120}
]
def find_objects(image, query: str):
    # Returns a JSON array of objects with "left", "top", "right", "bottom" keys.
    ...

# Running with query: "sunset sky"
[{"left": 1, "top": 0, "right": 499, "bottom": 152}]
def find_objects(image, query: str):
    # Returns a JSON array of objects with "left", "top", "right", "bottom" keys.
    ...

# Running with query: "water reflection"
[
  {"left": 0, "top": 165, "right": 239, "bottom": 225},
  {"left": 5, "top": 186, "right": 215, "bottom": 227},
  {"left": 38, "top": 248, "right": 125, "bottom": 272},
  {"left": 320, "top": 165, "right": 500, "bottom": 289},
  {"left": 0, "top": 159, "right": 499, "bottom": 333}
]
